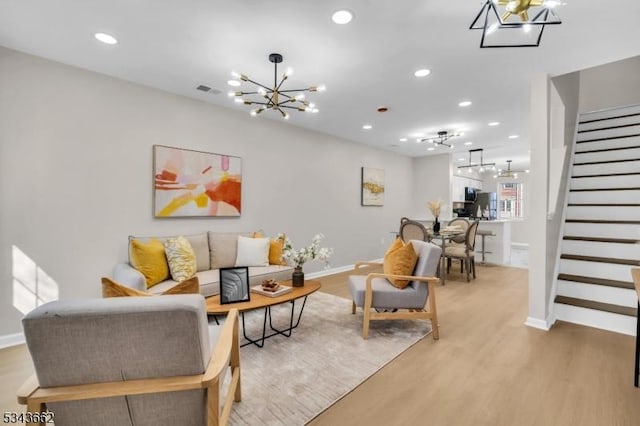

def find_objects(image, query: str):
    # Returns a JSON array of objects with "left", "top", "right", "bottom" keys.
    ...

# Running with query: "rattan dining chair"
[
  {"left": 446, "top": 218, "right": 470, "bottom": 245},
  {"left": 399, "top": 218, "right": 429, "bottom": 243},
  {"left": 444, "top": 220, "right": 479, "bottom": 282}
]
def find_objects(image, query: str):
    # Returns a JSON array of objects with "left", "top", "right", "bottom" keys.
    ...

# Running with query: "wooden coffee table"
[{"left": 206, "top": 280, "right": 321, "bottom": 348}]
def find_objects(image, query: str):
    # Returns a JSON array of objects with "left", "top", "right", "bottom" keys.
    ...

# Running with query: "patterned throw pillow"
[{"left": 163, "top": 236, "right": 197, "bottom": 282}]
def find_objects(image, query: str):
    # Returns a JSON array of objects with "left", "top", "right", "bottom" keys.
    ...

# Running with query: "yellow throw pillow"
[
  {"left": 102, "top": 276, "right": 199, "bottom": 298},
  {"left": 269, "top": 235, "right": 287, "bottom": 265},
  {"left": 130, "top": 238, "right": 170, "bottom": 288},
  {"left": 163, "top": 236, "right": 197, "bottom": 282},
  {"left": 253, "top": 232, "right": 287, "bottom": 265},
  {"left": 383, "top": 238, "right": 418, "bottom": 289}
]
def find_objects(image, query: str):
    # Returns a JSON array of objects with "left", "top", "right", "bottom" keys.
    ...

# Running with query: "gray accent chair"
[
  {"left": 399, "top": 218, "right": 429, "bottom": 243},
  {"left": 17, "top": 294, "right": 241, "bottom": 426},
  {"left": 348, "top": 240, "right": 442, "bottom": 339}
]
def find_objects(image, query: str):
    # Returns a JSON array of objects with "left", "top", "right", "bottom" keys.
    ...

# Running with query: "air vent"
[
  {"left": 196, "top": 85, "right": 211, "bottom": 92},
  {"left": 196, "top": 85, "right": 222, "bottom": 95}
]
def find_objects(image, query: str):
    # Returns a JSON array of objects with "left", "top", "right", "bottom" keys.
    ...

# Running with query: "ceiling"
[{"left": 1, "top": 1, "right": 639, "bottom": 172}]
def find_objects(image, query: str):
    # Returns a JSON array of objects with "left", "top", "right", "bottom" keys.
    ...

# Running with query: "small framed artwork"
[
  {"left": 219, "top": 267, "right": 250, "bottom": 304},
  {"left": 361, "top": 167, "right": 385, "bottom": 206}
]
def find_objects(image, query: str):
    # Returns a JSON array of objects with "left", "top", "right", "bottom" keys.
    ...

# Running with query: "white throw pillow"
[{"left": 235, "top": 236, "right": 270, "bottom": 267}]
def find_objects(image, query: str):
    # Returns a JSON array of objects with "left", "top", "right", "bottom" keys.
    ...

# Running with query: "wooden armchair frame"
[
  {"left": 352, "top": 262, "right": 440, "bottom": 340},
  {"left": 17, "top": 309, "right": 242, "bottom": 426}
]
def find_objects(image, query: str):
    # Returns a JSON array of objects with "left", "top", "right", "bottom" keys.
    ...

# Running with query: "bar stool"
[{"left": 476, "top": 228, "right": 495, "bottom": 264}]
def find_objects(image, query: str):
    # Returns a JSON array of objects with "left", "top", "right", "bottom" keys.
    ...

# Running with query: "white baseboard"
[
  {"left": 0, "top": 332, "right": 25, "bottom": 350},
  {"left": 305, "top": 259, "right": 383, "bottom": 280},
  {"left": 525, "top": 315, "right": 555, "bottom": 331},
  {"left": 511, "top": 243, "right": 530, "bottom": 248}
]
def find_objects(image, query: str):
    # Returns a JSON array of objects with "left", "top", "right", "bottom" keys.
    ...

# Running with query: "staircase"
[{"left": 553, "top": 104, "right": 640, "bottom": 335}]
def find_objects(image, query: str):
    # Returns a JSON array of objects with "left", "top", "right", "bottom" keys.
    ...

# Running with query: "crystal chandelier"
[{"left": 228, "top": 53, "right": 325, "bottom": 119}]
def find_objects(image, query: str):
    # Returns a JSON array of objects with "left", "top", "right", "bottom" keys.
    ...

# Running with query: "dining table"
[{"left": 426, "top": 229, "right": 465, "bottom": 285}]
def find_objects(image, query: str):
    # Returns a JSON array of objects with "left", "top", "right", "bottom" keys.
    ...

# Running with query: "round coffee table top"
[{"left": 205, "top": 279, "right": 321, "bottom": 315}]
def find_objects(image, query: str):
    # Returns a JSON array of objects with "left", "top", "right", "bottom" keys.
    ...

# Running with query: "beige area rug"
[{"left": 219, "top": 291, "right": 431, "bottom": 425}]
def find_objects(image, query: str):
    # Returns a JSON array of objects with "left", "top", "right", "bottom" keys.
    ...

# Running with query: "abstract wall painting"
[
  {"left": 361, "top": 167, "right": 384, "bottom": 206},
  {"left": 153, "top": 145, "right": 242, "bottom": 217}
]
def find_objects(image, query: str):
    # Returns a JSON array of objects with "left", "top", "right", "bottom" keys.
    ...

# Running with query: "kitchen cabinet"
[{"left": 452, "top": 176, "right": 483, "bottom": 202}]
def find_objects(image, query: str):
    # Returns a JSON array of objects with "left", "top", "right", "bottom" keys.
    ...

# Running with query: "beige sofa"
[{"left": 113, "top": 231, "right": 294, "bottom": 297}]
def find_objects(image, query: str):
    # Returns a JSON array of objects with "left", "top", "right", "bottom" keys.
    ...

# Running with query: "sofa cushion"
[
  {"left": 163, "top": 236, "right": 197, "bottom": 282},
  {"left": 235, "top": 236, "right": 270, "bottom": 267},
  {"left": 208, "top": 232, "right": 251, "bottom": 269},
  {"left": 129, "top": 238, "right": 170, "bottom": 288}
]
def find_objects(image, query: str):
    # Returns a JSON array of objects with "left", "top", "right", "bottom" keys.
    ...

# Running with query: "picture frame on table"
[{"left": 219, "top": 267, "right": 250, "bottom": 304}]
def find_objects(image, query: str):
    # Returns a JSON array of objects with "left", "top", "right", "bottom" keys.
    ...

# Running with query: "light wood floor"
[{"left": 2, "top": 264, "right": 639, "bottom": 425}]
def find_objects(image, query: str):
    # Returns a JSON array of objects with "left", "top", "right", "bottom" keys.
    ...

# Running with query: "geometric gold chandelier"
[
  {"left": 470, "top": 0, "right": 562, "bottom": 48},
  {"left": 228, "top": 53, "right": 324, "bottom": 119}
]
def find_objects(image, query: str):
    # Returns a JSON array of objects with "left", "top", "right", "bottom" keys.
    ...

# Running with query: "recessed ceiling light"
[
  {"left": 332, "top": 10, "right": 353, "bottom": 24},
  {"left": 508, "top": 134, "right": 519, "bottom": 139},
  {"left": 227, "top": 80, "right": 240, "bottom": 87},
  {"left": 488, "top": 121, "right": 500, "bottom": 126},
  {"left": 399, "top": 137, "right": 408, "bottom": 142},
  {"left": 411, "top": 132, "right": 425, "bottom": 138},
  {"left": 414, "top": 69, "right": 431, "bottom": 78},
  {"left": 427, "top": 147, "right": 435, "bottom": 151},
  {"left": 94, "top": 32, "right": 118, "bottom": 45},
  {"left": 362, "top": 124, "right": 372, "bottom": 130},
  {"left": 464, "top": 141, "right": 473, "bottom": 146},
  {"left": 458, "top": 158, "right": 466, "bottom": 162},
  {"left": 458, "top": 101, "right": 472, "bottom": 107}
]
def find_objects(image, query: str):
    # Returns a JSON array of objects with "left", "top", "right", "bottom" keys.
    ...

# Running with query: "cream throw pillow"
[
  {"left": 235, "top": 235, "right": 270, "bottom": 267},
  {"left": 163, "top": 236, "right": 197, "bottom": 282}
]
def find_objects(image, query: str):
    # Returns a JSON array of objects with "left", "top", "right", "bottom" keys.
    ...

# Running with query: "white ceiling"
[{"left": 1, "top": 1, "right": 639, "bottom": 171}]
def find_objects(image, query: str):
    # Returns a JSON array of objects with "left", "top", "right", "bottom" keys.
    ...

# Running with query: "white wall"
[
  {"left": 579, "top": 55, "right": 640, "bottom": 113},
  {"left": 410, "top": 154, "right": 452, "bottom": 220},
  {"left": 0, "top": 47, "right": 414, "bottom": 336}
]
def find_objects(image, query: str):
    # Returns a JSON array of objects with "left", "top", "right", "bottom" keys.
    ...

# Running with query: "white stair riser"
[
  {"left": 580, "top": 105, "right": 640, "bottom": 122},
  {"left": 568, "top": 189, "right": 640, "bottom": 204},
  {"left": 578, "top": 116, "right": 640, "bottom": 133},
  {"left": 575, "top": 135, "right": 640, "bottom": 153},
  {"left": 566, "top": 205, "right": 640, "bottom": 220},
  {"left": 561, "top": 239, "right": 640, "bottom": 259},
  {"left": 573, "top": 160, "right": 640, "bottom": 176},
  {"left": 559, "top": 259, "right": 635, "bottom": 282},
  {"left": 574, "top": 147, "right": 640, "bottom": 164},
  {"left": 557, "top": 280, "right": 637, "bottom": 308},
  {"left": 576, "top": 125, "right": 640, "bottom": 142},
  {"left": 571, "top": 175, "right": 640, "bottom": 190},
  {"left": 554, "top": 304, "right": 636, "bottom": 336},
  {"left": 564, "top": 222, "right": 640, "bottom": 240}
]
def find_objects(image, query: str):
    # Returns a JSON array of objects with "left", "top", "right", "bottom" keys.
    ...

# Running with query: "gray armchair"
[
  {"left": 348, "top": 240, "right": 442, "bottom": 339},
  {"left": 17, "top": 294, "right": 240, "bottom": 426}
]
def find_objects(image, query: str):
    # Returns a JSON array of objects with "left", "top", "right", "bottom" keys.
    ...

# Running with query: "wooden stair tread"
[
  {"left": 560, "top": 254, "right": 640, "bottom": 266},
  {"left": 569, "top": 188, "right": 640, "bottom": 192},
  {"left": 578, "top": 123, "right": 640, "bottom": 133},
  {"left": 557, "top": 273, "right": 635, "bottom": 290},
  {"left": 565, "top": 219, "right": 640, "bottom": 224},
  {"left": 567, "top": 203, "right": 640, "bottom": 207},
  {"left": 575, "top": 146, "right": 640, "bottom": 154},
  {"left": 576, "top": 133, "right": 640, "bottom": 144},
  {"left": 554, "top": 295, "right": 637, "bottom": 317},
  {"left": 573, "top": 158, "right": 640, "bottom": 166},
  {"left": 563, "top": 236, "right": 639, "bottom": 244},
  {"left": 579, "top": 112, "right": 640, "bottom": 125},
  {"left": 571, "top": 172, "right": 640, "bottom": 178}
]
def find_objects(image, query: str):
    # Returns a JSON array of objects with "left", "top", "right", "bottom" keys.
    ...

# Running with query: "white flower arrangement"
[
  {"left": 427, "top": 199, "right": 442, "bottom": 219},
  {"left": 282, "top": 233, "right": 333, "bottom": 269}
]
